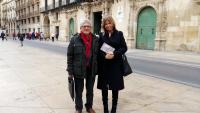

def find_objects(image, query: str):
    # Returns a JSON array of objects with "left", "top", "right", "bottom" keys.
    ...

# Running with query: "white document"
[{"left": 100, "top": 42, "right": 115, "bottom": 53}]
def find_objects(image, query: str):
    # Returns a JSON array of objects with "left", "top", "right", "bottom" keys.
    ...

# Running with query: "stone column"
[
  {"left": 74, "top": 14, "right": 78, "bottom": 33},
  {"left": 127, "top": 3, "right": 135, "bottom": 48},
  {"left": 160, "top": 0, "right": 167, "bottom": 51},
  {"left": 103, "top": 0, "right": 112, "bottom": 16},
  {"left": 155, "top": 0, "right": 167, "bottom": 51},
  {"left": 83, "top": 4, "right": 91, "bottom": 20},
  {"left": 65, "top": 12, "right": 70, "bottom": 41},
  {"left": 198, "top": 22, "right": 200, "bottom": 53},
  {"left": 59, "top": 10, "right": 67, "bottom": 41}
]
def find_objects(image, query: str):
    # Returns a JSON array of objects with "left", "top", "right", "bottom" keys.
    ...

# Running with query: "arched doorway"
[
  {"left": 69, "top": 18, "right": 74, "bottom": 40},
  {"left": 93, "top": 11, "right": 102, "bottom": 35},
  {"left": 136, "top": 7, "right": 157, "bottom": 50},
  {"left": 43, "top": 16, "right": 50, "bottom": 40}
]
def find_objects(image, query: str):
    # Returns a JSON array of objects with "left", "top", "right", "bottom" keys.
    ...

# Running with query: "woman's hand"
[
  {"left": 68, "top": 74, "right": 74, "bottom": 79},
  {"left": 105, "top": 52, "right": 114, "bottom": 59}
]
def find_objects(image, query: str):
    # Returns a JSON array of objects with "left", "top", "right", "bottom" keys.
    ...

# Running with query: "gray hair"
[{"left": 80, "top": 19, "right": 92, "bottom": 27}]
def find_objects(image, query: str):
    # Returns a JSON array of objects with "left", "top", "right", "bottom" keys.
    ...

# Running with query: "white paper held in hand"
[{"left": 100, "top": 42, "right": 115, "bottom": 53}]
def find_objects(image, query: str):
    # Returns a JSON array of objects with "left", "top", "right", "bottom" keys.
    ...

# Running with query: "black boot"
[
  {"left": 102, "top": 90, "right": 109, "bottom": 113},
  {"left": 111, "top": 106, "right": 117, "bottom": 113},
  {"left": 104, "top": 105, "right": 109, "bottom": 113},
  {"left": 111, "top": 90, "right": 118, "bottom": 113}
]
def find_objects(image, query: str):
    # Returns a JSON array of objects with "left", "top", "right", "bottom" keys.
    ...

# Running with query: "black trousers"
[{"left": 74, "top": 68, "right": 95, "bottom": 111}]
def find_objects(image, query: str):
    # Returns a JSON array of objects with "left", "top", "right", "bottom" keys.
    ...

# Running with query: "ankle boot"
[
  {"left": 111, "top": 98, "right": 117, "bottom": 113},
  {"left": 111, "top": 90, "right": 118, "bottom": 113},
  {"left": 111, "top": 105, "right": 117, "bottom": 113},
  {"left": 103, "top": 95, "right": 109, "bottom": 113},
  {"left": 102, "top": 90, "right": 109, "bottom": 113},
  {"left": 103, "top": 104, "right": 109, "bottom": 113}
]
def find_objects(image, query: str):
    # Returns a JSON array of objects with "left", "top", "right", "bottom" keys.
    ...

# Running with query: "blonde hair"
[{"left": 102, "top": 15, "right": 116, "bottom": 31}]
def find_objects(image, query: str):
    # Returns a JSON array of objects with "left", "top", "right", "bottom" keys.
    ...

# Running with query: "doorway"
[{"left": 136, "top": 7, "right": 157, "bottom": 50}]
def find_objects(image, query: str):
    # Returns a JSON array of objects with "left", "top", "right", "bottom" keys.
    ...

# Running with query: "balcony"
[
  {"left": 29, "top": 12, "right": 34, "bottom": 17},
  {"left": 26, "top": 10, "right": 40, "bottom": 18},
  {"left": 40, "top": 7, "right": 46, "bottom": 13},
  {"left": 44, "top": 4, "right": 52, "bottom": 11},
  {"left": 34, "top": 10, "right": 40, "bottom": 16},
  {"left": 40, "top": 0, "right": 94, "bottom": 13},
  {"left": 22, "top": 14, "right": 27, "bottom": 19},
  {"left": 27, "top": 0, "right": 32, "bottom": 6},
  {"left": 16, "top": 3, "right": 26, "bottom": 11},
  {"left": 21, "top": 3, "right": 26, "bottom": 8},
  {"left": 35, "top": 0, "right": 39, "bottom": 3},
  {"left": 25, "top": 13, "right": 29, "bottom": 18},
  {"left": 18, "top": 14, "right": 26, "bottom": 20},
  {"left": 16, "top": 6, "right": 20, "bottom": 11},
  {"left": 27, "top": 0, "right": 40, "bottom": 5}
]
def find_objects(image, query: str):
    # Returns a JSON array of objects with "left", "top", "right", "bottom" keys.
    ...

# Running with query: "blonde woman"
[{"left": 97, "top": 15, "right": 127, "bottom": 113}]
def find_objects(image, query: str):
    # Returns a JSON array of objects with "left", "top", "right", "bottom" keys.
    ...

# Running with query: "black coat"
[
  {"left": 19, "top": 34, "right": 24, "bottom": 41},
  {"left": 1, "top": 32, "right": 5, "bottom": 38},
  {"left": 67, "top": 34, "right": 99, "bottom": 79},
  {"left": 97, "top": 30, "right": 127, "bottom": 90}
]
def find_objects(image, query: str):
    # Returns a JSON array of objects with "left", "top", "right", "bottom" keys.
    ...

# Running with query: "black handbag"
[
  {"left": 122, "top": 54, "right": 133, "bottom": 76},
  {"left": 68, "top": 78, "right": 75, "bottom": 101}
]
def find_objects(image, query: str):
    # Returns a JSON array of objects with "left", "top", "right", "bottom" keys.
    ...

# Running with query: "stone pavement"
[{"left": 0, "top": 40, "right": 200, "bottom": 113}]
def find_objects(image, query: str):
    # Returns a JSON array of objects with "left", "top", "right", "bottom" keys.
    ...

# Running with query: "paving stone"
[{"left": 0, "top": 41, "right": 199, "bottom": 113}]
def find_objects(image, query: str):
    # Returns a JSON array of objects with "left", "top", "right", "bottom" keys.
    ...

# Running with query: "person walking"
[
  {"left": 1, "top": 31, "right": 5, "bottom": 41},
  {"left": 13, "top": 32, "right": 16, "bottom": 40},
  {"left": 5, "top": 33, "right": 8, "bottom": 41},
  {"left": 19, "top": 33, "right": 24, "bottom": 46},
  {"left": 51, "top": 33, "right": 55, "bottom": 42},
  {"left": 31, "top": 32, "right": 35, "bottom": 40},
  {"left": 67, "top": 19, "right": 99, "bottom": 113},
  {"left": 97, "top": 15, "right": 127, "bottom": 113},
  {"left": 40, "top": 32, "right": 44, "bottom": 41},
  {"left": 17, "top": 32, "right": 20, "bottom": 40}
]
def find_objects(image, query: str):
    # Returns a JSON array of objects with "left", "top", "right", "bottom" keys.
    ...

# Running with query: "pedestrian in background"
[
  {"left": 31, "top": 31, "right": 35, "bottom": 40},
  {"left": 51, "top": 33, "right": 55, "bottom": 42},
  {"left": 19, "top": 33, "right": 24, "bottom": 46},
  {"left": 40, "top": 32, "right": 44, "bottom": 41},
  {"left": 13, "top": 32, "right": 16, "bottom": 40},
  {"left": 1, "top": 31, "right": 5, "bottom": 41},
  {"left": 17, "top": 32, "right": 20, "bottom": 39},
  {"left": 97, "top": 15, "right": 127, "bottom": 113},
  {"left": 67, "top": 19, "right": 99, "bottom": 113}
]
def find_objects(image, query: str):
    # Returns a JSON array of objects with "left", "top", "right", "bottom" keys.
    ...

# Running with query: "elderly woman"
[
  {"left": 67, "top": 19, "right": 99, "bottom": 113},
  {"left": 97, "top": 15, "right": 127, "bottom": 113}
]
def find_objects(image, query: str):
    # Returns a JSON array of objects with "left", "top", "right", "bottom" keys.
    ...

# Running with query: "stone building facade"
[
  {"left": 16, "top": 0, "right": 40, "bottom": 34},
  {"left": 1, "top": 0, "right": 16, "bottom": 35},
  {"left": 40, "top": 0, "right": 200, "bottom": 52},
  {"left": 40, "top": 0, "right": 113, "bottom": 41},
  {"left": 1, "top": 0, "right": 8, "bottom": 31},
  {"left": 7, "top": 0, "right": 16, "bottom": 35},
  {"left": 0, "top": 0, "right": 3, "bottom": 28}
]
